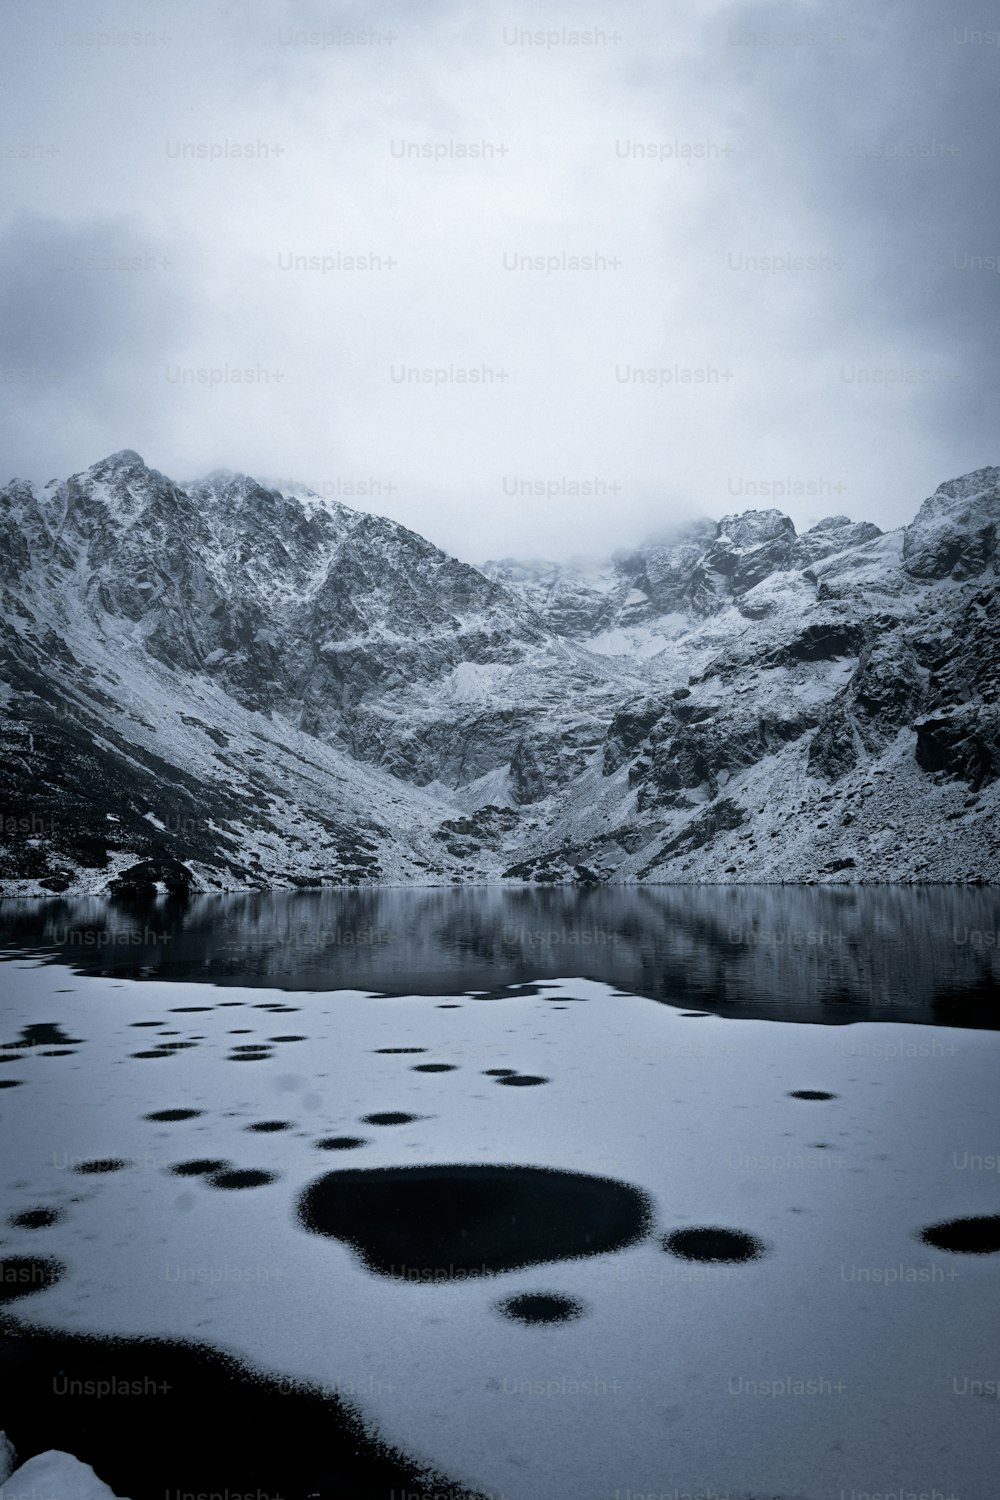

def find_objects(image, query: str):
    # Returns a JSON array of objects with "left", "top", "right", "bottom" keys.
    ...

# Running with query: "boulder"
[{"left": 1, "top": 1449, "right": 127, "bottom": 1498}]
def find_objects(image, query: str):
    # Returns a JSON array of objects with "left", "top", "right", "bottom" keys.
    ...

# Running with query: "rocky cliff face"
[{"left": 1, "top": 452, "right": 997, "bottom": 894}]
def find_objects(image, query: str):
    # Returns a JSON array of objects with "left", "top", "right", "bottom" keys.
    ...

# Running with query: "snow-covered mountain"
[{"left": 1, "top": 451, "right": 997, "bottom": 894}]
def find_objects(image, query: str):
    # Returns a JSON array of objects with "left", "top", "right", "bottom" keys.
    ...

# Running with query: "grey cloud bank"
[{"left": 0, "top": 0, "right": 997, "bottom": 561}]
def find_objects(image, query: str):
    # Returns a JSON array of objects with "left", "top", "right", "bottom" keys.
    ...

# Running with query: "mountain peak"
[
  {"left": 806, "top": 514, "right": 854, "bottom": 533},
  {"left": 934, "top": 466, "right": 1000, "bottom": 503},
  {"left": 88, "top": 449, "right": 146, "bottom": 472},
  {"left": 716, "top": 509, "right": 797, "bottom": 547}
]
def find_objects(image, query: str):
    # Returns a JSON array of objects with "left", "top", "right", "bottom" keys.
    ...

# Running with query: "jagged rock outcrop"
[
  {"left": 808, "top": 636, "right": 925, "bottom": 781},
  {"left": 909, "top": 584, "right": 1000, "bottom": 788},
  {"left": 791, "top": 515, "right": 883, "bottom": 568},
  {"left": 613, "top": 518, "right": 718, "bottom": 613},
  {"left": 903, "top": 467, "right": 1000, "bottom": 581},
  {"left": 688, "top": 508, "right": 797, "bottom": 612}
]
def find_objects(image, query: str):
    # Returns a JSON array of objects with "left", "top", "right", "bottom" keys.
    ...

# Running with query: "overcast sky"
[{"left": 1, "top": 0, "right": 997, "bottom": 561}]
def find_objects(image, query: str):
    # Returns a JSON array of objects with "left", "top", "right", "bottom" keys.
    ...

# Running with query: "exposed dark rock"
[
  {"left": 686, "top": 509, "right": 797, "bottom": 613},
  {"left": 638, "top": 798, "right": 747, "bottom": 875},
  {"left": 764, "top": 620, "right": 867, "bottom": 666},
  {"left": 808, "top": 635, "right": 925, "bottom": 780},
  {"left": 633, "top": 703, "right": 818, "bottom": 810},
  {"left": 808, "top": 696, "right": 864, "bottom": 781},
  {"left": 915, "top": 705, "right": 1000, "bottom": 789},
  {"left": 510, "top": 724, "right": 600, "bottom": 804},
  {"left": 602, "top": 700, "right": 667, "bottom": 774},
  {"left": 107, "top": 860, "right": 195, "bottom": 897}
]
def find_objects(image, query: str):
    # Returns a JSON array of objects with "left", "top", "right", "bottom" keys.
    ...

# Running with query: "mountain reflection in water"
[{"left": 1, "top": 884, "right": 997, "bottom": 1028}]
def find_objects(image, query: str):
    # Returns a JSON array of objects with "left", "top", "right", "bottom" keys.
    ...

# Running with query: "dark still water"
[{"left": 0, "top": 887, "right": 998, "bottom": 1499}]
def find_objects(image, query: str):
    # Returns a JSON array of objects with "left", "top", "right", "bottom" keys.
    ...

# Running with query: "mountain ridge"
[{"left": 1, "top": 452, "right": 997, "bottom": 895}]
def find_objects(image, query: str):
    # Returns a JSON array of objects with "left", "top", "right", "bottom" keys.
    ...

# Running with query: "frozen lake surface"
[{"left": 1, "top": 887, "right": 999, "bottom": 1499}]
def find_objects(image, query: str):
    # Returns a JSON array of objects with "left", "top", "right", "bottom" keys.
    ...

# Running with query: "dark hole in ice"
[
  {"left": 482, "top": 1069, "right": 516, "bottom": 1077},
  {"left": 268, "top": 1035, "right": 306, "bottom": 1043},
  {"left": 917, "top": 1216, "right": 1000, "bottom": 1254},
  {"left": 362, "top": 1112, "right": 423, "bottom": 1126},
  {"left": 788, "top": 1090, "right": 836, "bottom": 1101},
  {"left": 679, "top": 1011, "right": 710, "bottom": 1018},
  {"left": 661, "top": 1226, "right": 768, "bottom": 1263},
  {"left": 0, "top": 1323, "right": 475, "bottom": 1500},
  {"left": 169, "top": 1007, "right": 214, "bottom": 1013},
  {"left": 145, "top": 1109, "right": 203, "bottom": 1123},
  {"left": 411, "top": 1064, "right": 458, "bottom": 1073},
  {"left": 0, "top": 1256, "right": 64, "bottom": 1303},
  {"left": 315, "top": 1136, "right": 367, "bottom": 1151},
  {"left": 375, "top": 1048, "right": 427, "bottom": 1054},
  {"left": 227, "top": 1053, "right": 272, "bottom": 1062},
  {"left": 9, "top": 1208, "right": 64, "bottom": 1231},
  {"left": 232, "top": 1045, "right": 270, "bottom": 1053},
  {"left": 245, "top": 1121, "right": 291, "bottom": 1133},
  {"left": 72, "top": 1159, "right": 131, "bottom": 1175},
  {"left": 15, "top": 1023, "right": 83, "bottom": 1047},
  {"left": 132, "top": 1041, "right": 198, "bottom": 1059},
  {"left": 495, "top": 1075, "right": 548, "bottom": 1088},
  {"left": 0, "top": 1054, "right": 25, "bottom": 1063},
  {"left": 495, "top": 1292, "right": 586, "bottom": 1325},
  {"left": 206, "top": 1169, "right": 278, "bottom": 1191},
  {"left": 129, "top": 1021, "right": 165, "bottom": 1028},
  {"left": 298, "top": 1163, "right": 652, "bottom": 1278},
  {"left": 0, "top": 1080, "right": 23, "bottom": 1089},
  {"left": 170, "top": 1159, "right": 231, "bottom": 1177}
]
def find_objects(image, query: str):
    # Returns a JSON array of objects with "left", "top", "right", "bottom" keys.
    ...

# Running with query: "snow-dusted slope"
[{"left": 1, "top": 452, "right": 998, "bottom": 893}]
